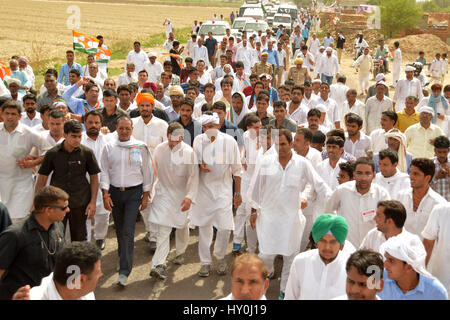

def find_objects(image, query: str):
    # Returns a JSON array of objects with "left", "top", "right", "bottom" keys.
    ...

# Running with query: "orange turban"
[{"left": 136, "top": 92, "right": 155, "bottom": 106}]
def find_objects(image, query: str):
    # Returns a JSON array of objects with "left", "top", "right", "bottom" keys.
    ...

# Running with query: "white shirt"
[
  {"left": 397, "top": 187, "right": 447, "bottom": 239},
  {"left": 360, "top": 227, "right": 416, "bottom": 253},
  {"left": 373, "top": 169, "right": 410, "bottom": 200},
  {"left": 285, "top": 248, "right": 354, "bottom": 300},
  {"left": 344, "top": 132, "right": 371, "bottom": 158},
  {"left": 132, "top": 116, "right": 168, "bottom": 154},
  {"left": 330, "top": 83, "right": 349, "bottom": 115},
  {"left": 365, "top": 95, "right": 394, "bottom": 134},
  {"left": 286, "top": 101, "right": 308, "bottom": 125},
  {"left": 29, "top": 273, "right": 95, "bottom": 300},
  {"left": 310, "top": 96, "right": 340, "bottom": 126},
  {"left": 193, "top": 45, "right": 211, "bottom": 68},
  {"left": 190, "top": 132, "right": 242, "bottom": 230},
  {"left": 220, "top": 293, "right": 267, "bottom": 300},
  {"left": 197, "top": 71, "right": 213, "bottom": 86},
  {"left": 100, "top": 136, "right": 153, "bottom": 192},
  {"left": 309, "top": 38, "right": 320, "bottom": 56},
  {"left": 304, "top": 146, "right": 323, "bottom": 169},
  {"left": 393, "top": 78, "right": 423, "bottom": 111},
  {"left": 20, "top": 111, "right": 42, "bottom": 127},
  {"left": 149, "top": 141, "right": 199, "bottom": 228},
  {"left": 295, "top": 51, "right": 315, "bottom": 72},
  {"left": 251, "top": 152, "right": 331, "bottom": 256},
  {"left": 421, "top": 203, "right": 450, "bottom": 292},
  {"left": 341, "top": 100, "right": 366, "bottom": 133},
  {"left": 317, "top": 157, "right": 345, "bottom": 190},
  {"left": 316, "top": 54, "right": 339, "bottom": 77},
  {"left": 277, "top": 49, "right": 287, "bottom": 67},
  {"left": 126, "top": 50, "right": 150, "bottom": 75},
  {"left": 143, "top": 60, "right": 164, "bottom": 83},
  {"left": 236, "top": 45, "right": 254, "bottom": 73},
  {"left": 117, "top": 72, "right": 138, "bottom": 87},
  {"left": 325, "top": 180, "right": 391, "bottom": 246},
  {"left": 186, "top": 39, "right": 196, "bottom": 57},
  {"left": 370, "top": 128, "right": 389, "bottom": 154}
]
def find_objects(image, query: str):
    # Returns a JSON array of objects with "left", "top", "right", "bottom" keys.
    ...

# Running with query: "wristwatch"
[{"left": 234, "top": 193, "right": 241, "bottom": 197}]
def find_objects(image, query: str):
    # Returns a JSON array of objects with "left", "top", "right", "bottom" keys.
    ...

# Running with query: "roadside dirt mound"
[{"left": 387, "top": 34, "right": 450, "bottom": 61}]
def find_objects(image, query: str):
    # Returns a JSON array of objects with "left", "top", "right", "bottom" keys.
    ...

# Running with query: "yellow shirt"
[
  {"left": 404, "top": 123, "right": 443, "bottom": 159},
  {"left": 395, "top": 109, "right": 420, "bottom": 133}
]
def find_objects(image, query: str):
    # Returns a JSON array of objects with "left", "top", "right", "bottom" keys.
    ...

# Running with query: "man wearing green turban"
[{"left": 285, "top": 214, "right": 356, "bottom": 300}]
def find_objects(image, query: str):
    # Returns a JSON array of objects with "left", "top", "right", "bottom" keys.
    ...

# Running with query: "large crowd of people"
[{"left": 0, "top": 4, "right": 449, "bottom": 301}]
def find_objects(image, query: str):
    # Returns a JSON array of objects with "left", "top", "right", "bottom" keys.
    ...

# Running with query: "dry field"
[{"left": 0, "top": 0, "right": 235, "bottom": 63}]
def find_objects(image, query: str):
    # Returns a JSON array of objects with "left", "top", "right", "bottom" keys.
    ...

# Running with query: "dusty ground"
[{"left": 0, "top": 0, "right": 234, "bottom": 62}]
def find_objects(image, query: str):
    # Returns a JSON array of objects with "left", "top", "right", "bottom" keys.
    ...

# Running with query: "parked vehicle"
[
  {"left": 243, "top": 7, "right": 265, "bottom": 21},
  {"left": 231, "top": 17, "right": 254, "bottom": 37},
  {"left": 243, "top": 20, "right": 270, "bottom": 38},
  {"left": 197, "top": 20, "right": 231, "bottom": 42},
  {"left": 273, "top": 13, "right": 292, "bottom": 33},
  {"left": 277, "top": 3, "right": 298, "bottom": 22}
]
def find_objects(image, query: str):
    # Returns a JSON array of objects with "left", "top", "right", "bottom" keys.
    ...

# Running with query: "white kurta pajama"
[
  {"left": 285, "top": 248, "right": 354, "bottom": 300},
  {"left": 392, "top": 48, "right": 402, "bottom": 87},
  {"left": 325, "top": 181, "right": 391, "bottom": 247},
  {"left": 393, "top": 78, "right": 423, "bottom": 112},
  {"left": 373, "top": 169, "right": 410, "bottom": 200},
  {"left": 82, "top": 132, "right": 112, "bottom": 242},
  {"left": 131, "top": 116, "right": 168, "bottom": 240},
  {"left": 0, "top": 123, "right": 52, "bottom": 222},
  {"left": 191, "top": 132, "right": 242, "bottom": 265},
  {"left": 251, "top": 152, "right": 331, "bottom": 291},
  {"left": 353, "top": 54, "right": 373, "bottom": 93},
  {"left": 148, "top": 141, "right": 199, "bottom": 268},
  {"left": 360, "top": 227, "right": 417, "bottom": 254}
]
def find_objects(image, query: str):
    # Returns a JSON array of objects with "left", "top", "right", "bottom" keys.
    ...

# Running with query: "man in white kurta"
[
  {"left": 392, "top": 43, "right": 402, "bottom": 88},
  {"left": 373, "top": 149, "right": 410, "bottom": 200},
  {"left": 397, "top": 158, "right": 446, "bottom": 239},
  {"left": 126, "top": 42, "right": 149, "bottom": 74},
  {"left": 369, "top": 110, "right": 397, "bottom": 154},
  {"left": 131, "top": 93, "right": 168, "bottom": 248},
  {"left": 250, "top": 130, "right": 331, "bottom": 295},
  {"left": 330, "top": 77, "right": 349, "bottom": 118},
  {"left": 422, "top": 203, "right": 450, "bottom": 292},
  {"left": 81, "top": 111, "right": 112, "bottom": 248},
  {"left": 191, "top": 113, "right": 242, "bottom": 276},
  {"left": 316, "top": 137, "right": 346, "bottom": 190},
  {"left": 360, "top": 200, "right": 416, "bottom": 253},
  {"left": 143, "top": 52, "right": 164, "bottom": 84},
  {"left": 285, "top": 214, "right": 355, "bottom": 300},
  {"left": 341, "top": 89, "right": 366, "bottom": 133},
  {"left": 393, "top": 66, "right": 423, "bottom": 112},
  {"left": 192, "top": 38, "right": 211, "bottom": 69},
  {"left": 353, "top": 48, "right": 373, "bottom": 95},
  {"left": 365, "top": 82, "right": 394, "bottom": 134},
  {"left": 235, "top": 40, "right": 254, "bottom": 74},
  {"left": 0, "top": 102, "right": 52, "bottom": 223},
  {"left": 148, "top": 123, "right": 199, "bottom": 279},
  {"left": 325, "top": 158, "right": 391, "bottom": 247}
]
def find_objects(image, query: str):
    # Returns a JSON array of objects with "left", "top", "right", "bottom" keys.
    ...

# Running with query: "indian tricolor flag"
[
  {"left": 0, "top": 61, "right": 11, "bottom": 80},
  {"left": 72, "top": 30, "right": 111, "bottom": 63}
]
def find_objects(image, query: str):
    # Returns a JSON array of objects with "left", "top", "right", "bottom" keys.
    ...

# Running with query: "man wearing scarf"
[
  {"left": 379, "top": 235, "right": 448, "bottom": 300},
  {"left": 285, "top": 214, "right": 355, "bottom": 300},
  {"left": 418, "top": 83, "right": 449, "bottom": 129},
  {"left": 230, "top": 92, "right": 249, "bottom": 127},
  {"left": 100, "top": 115, "right": 154, "bottom": 287}
]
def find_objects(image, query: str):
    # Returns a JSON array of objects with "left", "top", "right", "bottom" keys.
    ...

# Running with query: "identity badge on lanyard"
[{"left": 362, "top": 209, "right": 376, "bottom": 222}]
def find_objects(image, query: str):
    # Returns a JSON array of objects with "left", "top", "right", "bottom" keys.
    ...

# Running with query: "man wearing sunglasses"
[{"left": 0, "top": 186, "right": 69, "bottom": 300}]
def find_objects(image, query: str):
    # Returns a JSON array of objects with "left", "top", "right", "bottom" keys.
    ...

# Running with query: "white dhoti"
[
  {"left": 393, "top": 62, "right": 401, "bottom": 87},
  {"left": 359, "top": 72, "right": 370, "bottom": 93}
]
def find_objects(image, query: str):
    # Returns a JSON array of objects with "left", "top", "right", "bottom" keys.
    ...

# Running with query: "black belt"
[{"left": 111, "top": 184, "right": 142, "bottom": 192}]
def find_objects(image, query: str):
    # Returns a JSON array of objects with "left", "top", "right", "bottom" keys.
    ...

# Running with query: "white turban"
[
  {"left": 375, "top": 73, "right": 385, "bottom": 82},
  {"left": 199, "top": 112, "right": 220, "bottom": 125},
  {"left": 384, "top": 129, "right": 407, "bottom": 173},
  {"left": 418, "top": 106, "right": 434, "bottom": 115},
  {"left": 6, "top": 78, "right": 21, "bottom": 87},
  {"left": 380, "top": 235, "right": 432, "bottom": 277},
  {"left": 405, "top": 65, "right": 416, "bottom": 72}
]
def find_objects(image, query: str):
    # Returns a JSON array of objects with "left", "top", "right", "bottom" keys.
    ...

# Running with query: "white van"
[
  {"left": 243, "top": 20, "right": 270, "bottom": 38},
  {"left": 231, "top": 17, "right": 254, "bottom": 37},
  {"left": 239, "top": 3, "right": 261, "bottom": 17},
  {"left": 277, "top": 4, "right": 298, "bottom": 22},
  {"left": 242, "top": 8, "right": 265, "bottom": 21},
  {"left": 197, "top": 20, "right": 231, "bottom": 42},
  {"left": 273, "top": 13, "right": 292, "bottom": 32}
]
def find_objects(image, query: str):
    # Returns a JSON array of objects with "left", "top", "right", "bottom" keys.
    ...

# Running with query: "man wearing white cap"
[
  {"left": 404, "top": 106, "right": 443, "bottom": 159},
  {"left": 5, "top": 78, "right": 24, "bottom": 107},
  {"left": 422, "top": 203, "right": 450, "bottom": 292},
  {"left": 365, "top": 73, "right": 390, "bottom": 102},
  {"left": 143, "top": 52, "right": 163, "bottom": 84},
  {"left": 315, "top": 47, "right": 339, "bottom": 86},
  {"left": 353, "top": 47, "right": 373, "bottom": 96},
  {"left": 191, "top": 112, "right": 242, "bottom": 277},
  {"left": 393, "top": 65, "right": 423, "bottom": 112},
  {"left": 309, "top": 33, "right": 320, "bottom": 57},
  {"left": 379, "top": 234, "right": 448, "bottom": 300}
]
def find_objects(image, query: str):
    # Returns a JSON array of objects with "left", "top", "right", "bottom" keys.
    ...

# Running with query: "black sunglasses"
[{"left": 50, "top": 205, "right": 69, "bottom": 211}]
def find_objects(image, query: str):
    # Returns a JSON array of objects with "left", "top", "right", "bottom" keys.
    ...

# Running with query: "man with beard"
[
  {"left": 165, "top": 85, "right": 184, "bottom": 122},
  {"left": 20, "top": 94, "right": 42, "bottom": 127},
  {"left": 344, "top": 113, "right": 371, "bottom": 159},
  {"left": 35, "top": 120, "right": 101, "bottom": 241},
  {"left": 172, "top": 98, "right": 202, "bottom": 147},
  {"left": 301, "top": 108, "right": 328, "bottom": 135},
  {"left": 309, "top": 82, "right": 340, "bottom": 130},
  {"left": 250, "top": 129, "right": 331, "bottom": 299},
  {"left": 360, "top": 200, "right": 416, "bottom": 253},
  {"left": 132, "top": 92, "right": 167, "bottom": 249},
  {"left": 287, "top": 86, "right": 308, "bottom": 125},
  {"left": 325, "top": 157, "right": 390, "bottom": 247},
  {"left": 82, "top": 110, "right": 112, "bottom": 250},
  {"left": 37, "top": 73, "right": 63, "bottom": 111},
  {"left": 285, "top": 214, "right": 354, "bottom": 300}
]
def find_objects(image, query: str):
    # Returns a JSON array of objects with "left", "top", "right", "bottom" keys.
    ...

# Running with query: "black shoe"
[
  {"left": 150, "top": 265, "right": 167, "bottom": 280},
  {"left": 149, "top": 241, "right": 157, "bottom": 253},
  {"left": 96, "top": 239, "right": 105, "bottom": 251}
]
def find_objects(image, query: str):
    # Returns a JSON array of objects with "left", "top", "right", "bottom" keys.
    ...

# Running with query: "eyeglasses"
[{"left": 50, "top": 205, "right": 69, "bottom": 211}]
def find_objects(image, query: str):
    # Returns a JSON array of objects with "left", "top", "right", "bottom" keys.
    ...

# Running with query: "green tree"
[
  {"left": 379, "top": 0, "right": 423, "bottom": 38},
  {"left": 422, "top": 0, "right": 441, "bottom": 12}
]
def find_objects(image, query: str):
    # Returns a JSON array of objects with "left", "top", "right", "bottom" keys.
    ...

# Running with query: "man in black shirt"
[
  {"left": 96, "top": 89, "right": 127, "bottom": 132},
  {"left": 0, "top": 186, "right": 68, "bottom": 300},
  {"left": 336, "top": 32, "right": 346, "bottom": 64},
  {"left": 35, "top": 120, "right": 101, "bottom": 241},
  {"left": 171, "top": 97, "right": 202, "bottom": 147}
]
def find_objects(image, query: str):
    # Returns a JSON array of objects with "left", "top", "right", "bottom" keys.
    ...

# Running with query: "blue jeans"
[
  {"left": 321, "top": 74, "right": 333, "bottom": 85},
  {"left": 110, "top": 184, "right": 143, "bottom": 277}
]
